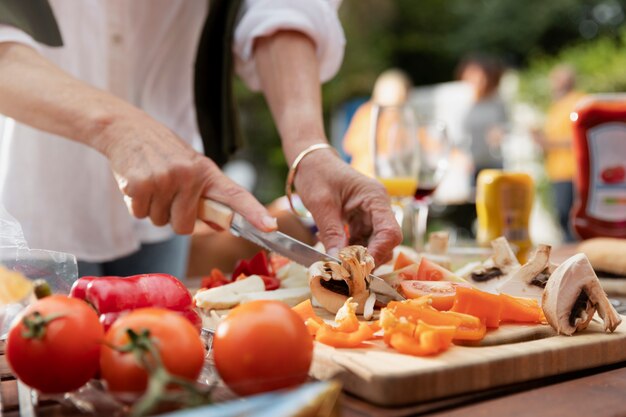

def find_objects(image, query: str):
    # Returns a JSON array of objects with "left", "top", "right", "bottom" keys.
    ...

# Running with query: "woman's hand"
[
  {"left": 95, "top": 111, "right": 277, "bottom": 235},
  {"left": 295, "top": 150, "right": 402, "bottom": 265}
]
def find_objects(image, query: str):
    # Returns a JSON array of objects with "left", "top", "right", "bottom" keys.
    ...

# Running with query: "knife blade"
[{"left": 198, "top": 199, "right": 405, "bottom": 302}]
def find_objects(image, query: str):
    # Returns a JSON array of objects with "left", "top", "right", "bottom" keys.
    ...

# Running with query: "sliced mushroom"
[
  {"left": 542, "top": 253, "right": 622, "bottom": 335},
  {"left": 496, "top": 244, "right": 552, "bottom": 301},
  {"left": 460, "top": 237, "right": 521, "bottom": 293},
  {"left": 491, "top": 237, "right": 521, "bottom": 271},
  {"left": 309, "top": 246, "right": 374, "bottom": 315}
]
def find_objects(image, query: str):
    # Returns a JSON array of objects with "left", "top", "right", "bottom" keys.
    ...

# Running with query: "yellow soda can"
[{"left": 475, "top": 170, "right": 534, "bottom": 263}]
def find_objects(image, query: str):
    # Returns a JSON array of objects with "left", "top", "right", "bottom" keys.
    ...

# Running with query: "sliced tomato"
[
  {"left": 394, "top": 264, "right": 420, "bottom": 280},
  {"left": 400, "top": 281, "right": 472, "bottom": 311},
  {"left": 393, "top": 252, "right": 416, "bottom": 271},
  {"left": 417, "top": 258, "right": 457, "bottom": 281}
]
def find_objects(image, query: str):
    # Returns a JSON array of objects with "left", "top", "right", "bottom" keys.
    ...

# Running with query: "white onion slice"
[{"left": 363, "top": 292, "right": 376, "bottom": 320}]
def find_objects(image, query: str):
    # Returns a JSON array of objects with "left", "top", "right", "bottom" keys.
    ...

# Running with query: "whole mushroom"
[{"left": 542, "top": 253, "right": 622, "bottom": 335}]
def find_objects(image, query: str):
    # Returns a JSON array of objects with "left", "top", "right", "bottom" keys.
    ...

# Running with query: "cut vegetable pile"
[
  {"left": 292, "top": 283, "right": 545, "bottom": 356},
  {"left": 194, "top": 251, "right": 311, "bottom": 309}
]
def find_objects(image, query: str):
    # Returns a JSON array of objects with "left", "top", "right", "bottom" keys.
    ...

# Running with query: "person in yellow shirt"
[{"left": 536, "top": 65, "right": 585, "bottom": 241}]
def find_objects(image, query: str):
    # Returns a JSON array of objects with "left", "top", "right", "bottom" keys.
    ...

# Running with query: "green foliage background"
[
  {"left": 234, "top": 0, "right": 626, "bottom": 203},
  {"left": 519, "top": 27, "right": 626, "bottom": 109}
]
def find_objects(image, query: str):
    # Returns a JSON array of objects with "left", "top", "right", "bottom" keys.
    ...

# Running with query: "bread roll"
[{"left": 577, "top": 238, "right": 626, "bottom": 276}]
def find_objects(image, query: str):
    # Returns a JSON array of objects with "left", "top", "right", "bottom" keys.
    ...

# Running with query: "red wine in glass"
[{"left": 414, "top": 185, "right": 437, "bottom": 201}]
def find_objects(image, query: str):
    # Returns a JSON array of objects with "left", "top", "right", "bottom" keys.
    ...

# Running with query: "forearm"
[
  {"left": 0, "top": 42, "right": 140, "bottom": 153},
  {"left": 253, "top": 30, "right": 329, "bottom": 165}
]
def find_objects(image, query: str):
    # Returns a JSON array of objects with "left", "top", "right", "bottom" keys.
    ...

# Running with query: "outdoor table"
[
  {"left": 3, "top": 340, "right": 626, "bottom": 417},
  {"left": 3, "top": 245, "right": 626, "bottom": 416}
]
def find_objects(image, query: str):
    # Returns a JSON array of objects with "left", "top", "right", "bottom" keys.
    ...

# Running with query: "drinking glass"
[
  {"left": 412, "top": 120, "right": 450, "bottom": 251},
  {"left": 371, "top": 104, "right": 421, "bottom": 240},
  {"left": 0, "top": 249, "right": 77, "bottom": 339}
]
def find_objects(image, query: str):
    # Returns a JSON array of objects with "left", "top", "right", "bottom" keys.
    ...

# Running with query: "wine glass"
[
  {"left": 412, "top": 120, "right": 450, "bottom": 251},
  {"left": 371, "top": 104, "right": 421, "bottom": 241}
]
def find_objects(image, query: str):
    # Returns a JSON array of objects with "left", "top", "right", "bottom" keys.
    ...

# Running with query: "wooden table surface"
[{"left": 4, "top": 338, "right": 626, "bottom": 417}]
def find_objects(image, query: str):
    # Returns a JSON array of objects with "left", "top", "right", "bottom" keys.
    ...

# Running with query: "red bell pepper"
[
  {"left": 232, "top": 251, "right": 272, "bottom": 279},
  {"left": 200, "top": 268, "right": 230, "bottom": 289},
  {"left": 70, "top": 274, "right": 201, "bottom": 332}
]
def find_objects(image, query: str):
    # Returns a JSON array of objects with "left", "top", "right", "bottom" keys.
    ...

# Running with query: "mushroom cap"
[{"left": 542, "top": 253, "right": 597, "bottom": 335}]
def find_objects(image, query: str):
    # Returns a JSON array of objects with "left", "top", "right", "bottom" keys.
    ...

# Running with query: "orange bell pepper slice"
[
  {"left": 334, "top": 298, "right": 360, "bottom": 332},
  {"left": 292, "top": 299, "right": 324, "bottom": 324},
  {"left": 315, "top": 322, "right": 375, "bottom": 348},
  {"left": 390, "top": 332, "right": 436, "bottom": 356},
  {"left": 389, "top": 321, "right": 456, "bottom": 356},
  {"left": 451, "top": 287, "right": 503, "bottom": 329},
  {"left": 293, "top": 300, "right": 325, "bottom": 336},
  {"left": 499, "top": 293, "right": 545, "bottom": 324},
  {"left": 368, "top": 321, "right": 382, "bottom": 333},
  {"left": 304, "top": 317, "right": 322, "bottom": 336},
  {"left": 385, "top": 299, "right": 487, "bottom": 342},
  {"left": 415, "top": 320, "right": 456, "bottom": 348},
  {"left": 442, "top": 311, "right": 487, "bottom": 341}
]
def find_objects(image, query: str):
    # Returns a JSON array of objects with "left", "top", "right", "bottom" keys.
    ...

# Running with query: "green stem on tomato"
[
  {"left": 112, "top": 328, "right": 212, "bottom": 417},
  {"left": 21, "top": 312, "right": 65, "bottom": 339}
]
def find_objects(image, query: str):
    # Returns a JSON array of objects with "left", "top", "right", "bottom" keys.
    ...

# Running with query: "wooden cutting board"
[{"left": 310, "top": 316, "right": 626, "bottom": 407}]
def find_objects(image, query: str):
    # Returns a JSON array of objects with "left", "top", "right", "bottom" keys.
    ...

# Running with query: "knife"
[{"left": 198, "top": 199, "right": 405, "bottom": 302}]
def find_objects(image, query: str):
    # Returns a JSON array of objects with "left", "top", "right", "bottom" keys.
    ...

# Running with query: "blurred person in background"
[
  {"left": 533, "top": 65, "right": 585, "bottom": 242},
  {"left": 456, "top": 54, "right": 509, "bottom": 182},
  {"left": 343, "top": 68, "right": 413, "bottom": 177},
  {"left": 0, "top": 1, "right": 401, "bottom": 278}
]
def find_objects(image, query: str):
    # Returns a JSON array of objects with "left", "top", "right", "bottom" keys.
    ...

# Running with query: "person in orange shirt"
[
  {"left": 343, "top": 69, "right": 413, "bottom": 177},
  {"left": 535, "top": 65, "right": 586, "bottom": 241}
]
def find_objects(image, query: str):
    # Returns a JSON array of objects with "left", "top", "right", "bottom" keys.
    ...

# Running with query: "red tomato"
[
  {"left": 400, "top": 281, "right": 472, "bottom": 311},
  {"left": 6, "top": 295, "right": 104, "bottom": 394},
  {"left": 213, "top": 300, "right": 313, "bottom": 396},
  {"left": 100, "top": 308, "right": 205, "bottom": 393},
  {"left": 417, "top": 258, "right": 458, "bottom": 281}
]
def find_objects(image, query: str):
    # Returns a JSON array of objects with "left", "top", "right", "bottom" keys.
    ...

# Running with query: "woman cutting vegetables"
[{"left": 0, "top": 0, "right": 401, "bottom": 277}]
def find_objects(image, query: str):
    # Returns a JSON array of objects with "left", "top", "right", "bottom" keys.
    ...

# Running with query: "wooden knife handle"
[{"left": 197, "top": 198, "right": 234, "bottom": 230}]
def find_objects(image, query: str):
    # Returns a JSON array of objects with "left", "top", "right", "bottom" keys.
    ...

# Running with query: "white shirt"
[{"left": 0, "top": 0, "right": 345, "bottom": 262}]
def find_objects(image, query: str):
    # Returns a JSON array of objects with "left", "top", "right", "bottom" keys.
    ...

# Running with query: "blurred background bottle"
[
  {"left": 571, "top": 94, "right": 626, "bottom": 240},
  {"left": 475, "top": 170, "right": 534, "bottom": 262}
]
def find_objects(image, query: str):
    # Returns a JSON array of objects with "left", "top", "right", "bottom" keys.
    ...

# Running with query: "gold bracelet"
[{"left": 285, "top": 143, "right": 339, "bottom": 217}]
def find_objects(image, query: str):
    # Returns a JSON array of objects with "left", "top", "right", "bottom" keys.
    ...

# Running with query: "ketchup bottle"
[{"left": 571, "top": 94, "right": 626, "bottom": 239}]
